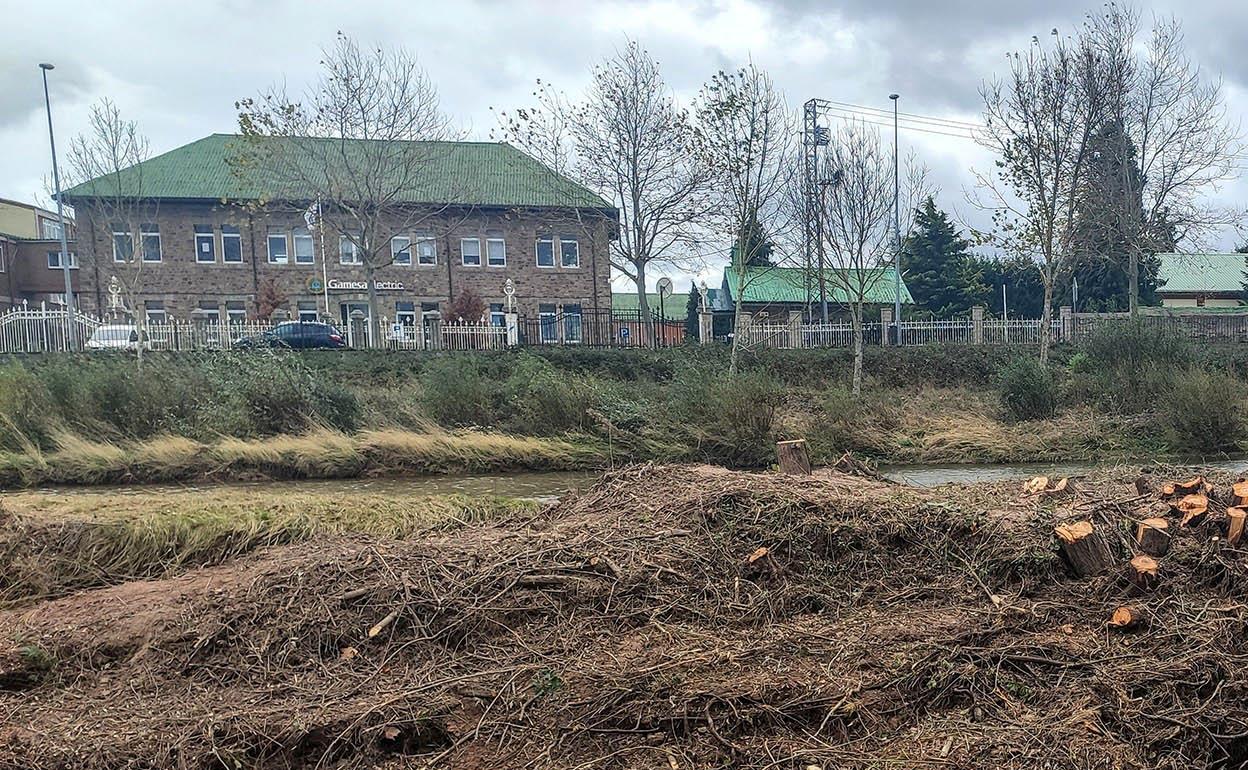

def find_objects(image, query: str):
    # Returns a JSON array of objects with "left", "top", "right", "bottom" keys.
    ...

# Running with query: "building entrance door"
[{"left": 339, "top": 302, "right": 372, "bottom": 347}]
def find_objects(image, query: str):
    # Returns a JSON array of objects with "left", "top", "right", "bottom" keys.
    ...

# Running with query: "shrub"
[
  {"left": 499, "top": 353, "right": 597, "bottom": 435},
  {"left": 666, "top": 368, "right": 783, "bottom": 466},
  {"left": 0, "top": 364, "right": 52, "bottom": 450},
  {"left": 1079, "top": 322, "right": 1192, "bottom": 413},
  {"left": 998, "top": 357, "right": 1057, "bottom": 421},
  {"left": 1160, "top": 368, "right": 1244, "bottom": 454},
  {"left": 419, "top": 355, "right": 495, "bottom": 427}
]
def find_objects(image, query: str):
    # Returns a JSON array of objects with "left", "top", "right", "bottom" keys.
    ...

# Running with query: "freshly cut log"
[
  {"left": 1128, "top": 554, "right": 1159, "bottom": 590},
  {"left": 1023, "top": 476, "right": 1049, "bottom": 495},
  {"left": 1046, "top": 477, "right": 1072, "bottom": 496},
  {"left": 1232, "top": 480, "right": 1248, "bottom": 507},
  {"left": 1159, "top": 482, "right": 1177, "bottom": 498},
  {"left": 776, "top": 440, "right": 811, "bottom": 475},
  {"left": 1174, "top": 476, "right": 1206, "bottom": 495},
  {"left": 1135, "top": 517, "right": 1172, "bottom": 557},
  {"left": 1054, "top": 520, "right": 1116, "bottom": 577},
  {"left": 1109, "top": 606, "right": 1141, "bottom": 629},
  {"left": 1228, "top": 507, "right": 1247, "bottom": 547},
  {"left": 1174, "top": 494, "right": 1209, "bottom": 527}
]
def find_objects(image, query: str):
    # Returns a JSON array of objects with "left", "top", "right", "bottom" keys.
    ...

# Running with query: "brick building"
[
  {"left": 59, "top": 134, "right": 616, "bottom": 334},
  {"left": 0, "top": 198, "right": 78, "bottom": 310}
]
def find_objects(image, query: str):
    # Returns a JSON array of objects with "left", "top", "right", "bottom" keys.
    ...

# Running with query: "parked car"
[
  {"left": 85, "top": 324, "right": 150, "bottom": 351},
  {"left": 233, "top": 321, "right": 347, "bottom": 350}
]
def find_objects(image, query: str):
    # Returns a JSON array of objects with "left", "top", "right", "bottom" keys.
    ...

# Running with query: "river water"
[{"left": 23, "top": 459, "right": 1248, "bottom": 500}]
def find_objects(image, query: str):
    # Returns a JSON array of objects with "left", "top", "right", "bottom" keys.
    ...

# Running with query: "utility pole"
[
  {"left": 803, "top": 98, "right": 831, "bottom": 323},
  {"left": 889, "top": 93, "right": 901, "bottom": 345},
  {"left": 40, "top": 62, "right": 77, "bottom": 337}
]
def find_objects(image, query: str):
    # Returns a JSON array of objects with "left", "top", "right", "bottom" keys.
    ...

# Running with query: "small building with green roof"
[
  {"left": 1155, "top": 252, "right": 1245, "bottom": 309},
  {"left": 718, "top": 265, "right": 913, "bottom": 319}
]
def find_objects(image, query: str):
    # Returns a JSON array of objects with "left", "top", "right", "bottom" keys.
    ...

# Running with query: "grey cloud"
[{"left": 0, "top": 56, "right": 92, "bottom": 130}]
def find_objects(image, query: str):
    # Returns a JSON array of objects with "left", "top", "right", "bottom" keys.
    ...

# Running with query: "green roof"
[
  {"left": 1156, "top": 252, "right": 1245, "bottom": 294},
  {"left": 60, "top": 133, "right": 611, "bottom": 210},
  {"left": 721, "top": 265, "right": 912, "bottom": 305}
]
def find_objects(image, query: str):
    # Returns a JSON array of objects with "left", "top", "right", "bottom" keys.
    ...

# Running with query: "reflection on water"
[
  {"left": 33, "top": 471, "right": 598, "bottom": 503},
  {"left": 882, "top": 458, "right": 1248, "bottom": 487}
]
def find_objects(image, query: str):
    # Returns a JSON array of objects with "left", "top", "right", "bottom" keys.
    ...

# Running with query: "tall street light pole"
[
  {"left": 889, "top": 93, "right": 901, "bottom": 346},
  {"left": 40, "top": 62, "right": 77, "bottom": 336}
]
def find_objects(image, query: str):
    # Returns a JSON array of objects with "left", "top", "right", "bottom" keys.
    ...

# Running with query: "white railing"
[
  {"left": 982, "top": 319, "right": 1054, "bottom": 345},
  {"left": 0, "top": 305, "right": 100, "bottom": 353},
  {"left": 896, "top": 319, "right": 972, "bottom": 346},
  {"left": 440, "top": 321, "right": 508, "bottom": 351}
]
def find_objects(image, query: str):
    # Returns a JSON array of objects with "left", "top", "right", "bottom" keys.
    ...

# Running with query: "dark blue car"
[{"left": 235, "top": 321, "right": 347, "bottom": 350}]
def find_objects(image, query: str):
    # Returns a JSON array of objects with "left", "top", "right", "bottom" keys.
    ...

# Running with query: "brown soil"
[{"left": 3, "top": 464, "right": 1248, "bottom": 769}]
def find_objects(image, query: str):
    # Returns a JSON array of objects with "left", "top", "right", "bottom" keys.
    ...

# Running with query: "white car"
[{"left": 85, "top": 324, "right": 150, "bottom": 351}]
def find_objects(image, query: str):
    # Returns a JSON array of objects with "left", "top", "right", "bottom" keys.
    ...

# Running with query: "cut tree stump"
[
  {"left": 1109, "top": 606, "right": 1142, "bottom": 629},
  {"left": 1134, "top": 476, "right": 1154, "bottom": 496},
  {"left": 1128, "top": 554, "right": 1160, "bottom": 590},
  {"left": 1174, "top": 476, "right": 1206, "bottom": 495},
  {"left": 1174, "top": 494, "right": 1209, "bottom": 527},
  {"left": 1136, "top": 517, "right": 1172, "bottom": 557},
  {"left": 1054, "top": 520, "right": 1116, "bottom": 578},
  {"left": 776, "top": 440, "right": 811, "bottom": 475},
  {"left": 1232, "top": 480, "right": 1248, "bottom": 507},
  {"left": 1023, "top": 476, "right": 1049, "bottom": 495},
  {"left": 1228, "top": 507, "right": 1246, "bottom": 547}
]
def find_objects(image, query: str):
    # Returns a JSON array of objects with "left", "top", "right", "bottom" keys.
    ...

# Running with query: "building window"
[
  {"left": 222, "top": 225, "right": 243, "bottom": 263},
  {"left": 112, "top": 224, "right": 134, "bottom": 262},
  {"left": 0, "top": 245, "right": 6, "bottom": 273},
  {"left": 460, "top": 238, "right": 481, "bottom": 267},
  {"left": 39, "top": 217, "right": 63, "bottom": 240},
  {"left": 562, "top": 303, "right": 582, "bottom": 343},
  {"left": 340, "top": 236, "right": 360, "bottom": 265},
  {"left": 294, "top": 228, "right": 314, "bottom": 264},
  {"left": 539, "top": 302, "right": 557, "bottom": 342},
  {"left": 396, "top": 300, "right": 417, "bottom": 326},
  {"left": 140, "top": 224, "right": 162, "bottom": 262},
  {"left": 559, "top": 236, "right": 580, "bottom": 268},
  {"left": 267, "top": 230, "right": 289, "bottom": 264},
  {"left": 416, "top": 233, "right": 436, "bottom": 265},
  {"left": 297, "top": 301, "right": 318, "bottom": 322},
  {"left": 489, "top": 302, "right": 505, "bottom": 327},
  {"left": 225, "top": 300, "right": 247, "bottom": 323},
  {"left": 392, "top": 235, "right": 411, "bottom": 266},
  {"left": 47, "top": 250, "right": 78, "bottom": 269},
  {"left": 195, "top": 225, "right": 216, "bottom": 263},
  {"left": 196, "top": 300, "right": 220, "bottom": 322},
  {"left": 145, "top": 300, "right": 166, "bottom": 323},
  {"left": 536, "top": 235, "right": 555, "bottom": 268},
  {"left": 420, "top": 301, "right": 440, "bottom": 319},
  {"left": 486, "top": 235, "right": 506, "bottom": 267}
]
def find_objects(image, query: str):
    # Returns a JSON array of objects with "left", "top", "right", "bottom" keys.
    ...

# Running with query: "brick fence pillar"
[
  {"left": 971, "top": 305, "right": 984, "bottom": 345},
  {"left": 880, "top": 307, "right": 892, "bottom": 347}
]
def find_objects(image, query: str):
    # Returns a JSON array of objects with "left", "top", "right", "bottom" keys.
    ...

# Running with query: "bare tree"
[
  {"left": 64, "top": 99, "right": 155, "bottom": 366},
  {"left": 693, "top": 62, "right": 797, "bottom": 375},
  {"left": 495, "top": 42, "right": 707, "bottom": 330},
  {"left": 1082, "top": 6, "right": 1243, "bottom": 314},
  {"left": 974, "top": 30, "right": 1103, "bottom": 364},
  {"left": 233, "top": 32, "right": 459, "bottom": 343},
  {"left": 816, "top": 120, "right": 929, "bottom": 395}
]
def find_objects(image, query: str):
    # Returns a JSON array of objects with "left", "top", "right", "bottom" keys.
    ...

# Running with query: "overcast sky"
[{"left": 2, "top": 0, "right": 1246, "bottom": 290}]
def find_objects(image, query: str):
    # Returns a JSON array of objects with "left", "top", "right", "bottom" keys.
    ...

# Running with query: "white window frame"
[
  {"left": 415, "top": 234, "right": 437, "bottom": 266},
  {"left": 486, "top": 237, "right": 506, "bottom": 267},
  {"left": 460, "top": 237, "right": 481, "bottom": 267},
  {"left": 489, "top": 302, "right": 506, "bottom": 327},
  {"left": 222, "top": 225, "right": 243, "bottom": 263},
  {"left": 140, "top": 224, "right": 162, "bottom": 262},
  {"left": 0, "top": 245, "right": 6, "bottom": 273},
  {"left": 538, "top": 303, "right": 558, "bottom": 343},
  {"left": 297, "top": 301, "right": 319, "bottom": 322},
  {"left": 225, "top": 300, "right": 248, "bottom": 323},
  {"left": 196, "top": 301, "right": 221, "bottom": 322},
  {"left": 195, "top": 225, "right": 216, "bottom": 264},
  {"left": 559, "top": 236, "right": 580, "bottom": 268},
  {"left": 112, "top": 227, "right": 134, "bottom": 263},
  {"left": 536, "top": 236, "right": 555, "bottom": 268},
  {"left": 145, "top": 300, "right": 167, "bottom": 323},
  {"left": 391, "top": 235, "right": 412, "bottom": 266},
  {"left": 340, "top": 236, "right": 361, "bottom": 265},
  {"left": 395, "top": 300, "right": 417, "bottom": 326},
  {"left": 293, "top": 229, "right": 314, "bottom": 265},
  {"left": 267, "top": 230, "right": 289, "bottom": 264},
  {"left": 47, "top": 250, "right": 78, "bottom": 269},
  {"left": 562, "top": 303, "right": 583, "bottom": 343}
]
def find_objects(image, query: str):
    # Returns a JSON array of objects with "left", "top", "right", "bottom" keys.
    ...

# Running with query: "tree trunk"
[
  {"left": 635, "top": 266, "right": 652, "bottom": 346},
  {"left": 365, "top": 261, "right": 379, "bottom": 350},
  {"left": 1228, "top": 507, "right": 1246, "bottom": 547},
  {"left": 1135, "top": 517, "right": 1171, "bottom": 556},
  {"left": 1038, "top": 277, "right": 1054, "bottom": 366},
  {"left": 775, "top": 439, "right": 811, "bottom": 475},
  {"left": 1128, "top": 248, "right": 1139, "bottom": 317},
  {"left": 728, "top": 268, "right": 746, "bottom": 378},
  {"left": 1127, "top": 554, "right": 1159, "bottom": 591},
  {"left": 850, "top": 302, "right": 864, "bottom": 396},
  {"left": 1055, "top": 520, "right": 1115, "bottom": 577}
]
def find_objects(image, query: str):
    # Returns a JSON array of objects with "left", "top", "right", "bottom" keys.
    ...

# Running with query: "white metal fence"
[
  {"left": 737, "top": 316, "right": 1060, "bottom": 349},
  {"left": 0, "top": 307, "right": 513, "bottom": 354}
]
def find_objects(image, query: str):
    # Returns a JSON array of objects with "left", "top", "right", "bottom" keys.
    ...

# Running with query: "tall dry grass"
[{"left": 0, "top": 486, "right": 539, "bottom": 606}]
